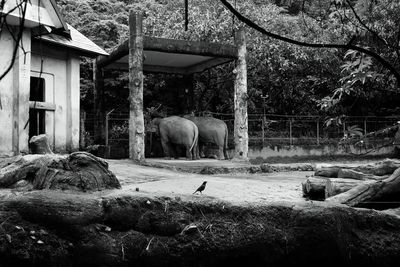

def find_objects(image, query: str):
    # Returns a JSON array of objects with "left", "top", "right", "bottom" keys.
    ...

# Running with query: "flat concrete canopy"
[{"left": 96, "top": 36, "right": 238, "bottom": 74}]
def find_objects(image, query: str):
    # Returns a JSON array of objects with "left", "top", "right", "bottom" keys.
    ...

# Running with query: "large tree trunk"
[{"left": 326, "top": 167, "right": 400, "bottom": 209}]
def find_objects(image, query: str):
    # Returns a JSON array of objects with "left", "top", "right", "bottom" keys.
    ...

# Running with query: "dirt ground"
[{"left": 108, "top": 157, "right": 384, "bottom": 205}]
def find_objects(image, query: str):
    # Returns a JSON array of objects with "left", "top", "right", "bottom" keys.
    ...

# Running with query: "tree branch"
[
  {"left": 220, "top": 0, "right": 400, "bottom": 87},
  {"left": 344, "top": 0, "right": 390, "bottom": 48}
]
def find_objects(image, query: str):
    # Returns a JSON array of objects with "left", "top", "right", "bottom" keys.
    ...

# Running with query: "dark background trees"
[{"left": 57, "top": 0, "right": 400, "bottom": 118}]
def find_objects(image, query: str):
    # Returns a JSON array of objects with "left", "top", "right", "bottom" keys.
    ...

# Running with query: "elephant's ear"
[{"left": 152, "top": 117, "right": 161, "bottom": 125}]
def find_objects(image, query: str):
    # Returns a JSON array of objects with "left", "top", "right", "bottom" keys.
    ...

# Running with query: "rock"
[
  {"left": 260, "top": 164, "right": 275, "bottom": 173},
  {"left": 249, "top": 166, "right": 261, "bottom": 173},
  {"left": 29, "top": 135, "right": 53, "bottom": 154}
]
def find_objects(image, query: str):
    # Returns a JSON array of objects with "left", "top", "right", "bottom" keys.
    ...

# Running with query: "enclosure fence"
[{"left": 81, "top": 111, "right": 400, "bottom": 149}]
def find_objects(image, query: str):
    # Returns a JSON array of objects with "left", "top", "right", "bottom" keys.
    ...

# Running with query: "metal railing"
[{"left": 81, "top": 111, "right": 400, "bottom": 149}]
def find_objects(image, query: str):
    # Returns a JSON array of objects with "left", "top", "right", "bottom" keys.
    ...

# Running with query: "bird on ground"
[{"left": 193, "top": 181, "right": 207, "bottom": 194}]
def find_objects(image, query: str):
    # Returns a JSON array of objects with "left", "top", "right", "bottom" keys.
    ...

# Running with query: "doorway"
[{"left": 29, "top": 77, "right": 46, "bottom": 139}]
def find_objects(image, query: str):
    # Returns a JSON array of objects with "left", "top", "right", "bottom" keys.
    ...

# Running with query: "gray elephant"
[
  {"left": 184, "top": 115, "right": 229, "bottom": 160},
  {"left": 149, "top": 116, "right": 199, "bottom": 160}
]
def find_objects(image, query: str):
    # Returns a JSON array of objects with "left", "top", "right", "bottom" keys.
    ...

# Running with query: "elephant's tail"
[
  {"left": 189, "top": 126, "right": 199, "bottom": 152},
  {"left": 223, "top": 125, "right": 229, "bottom": 159}
]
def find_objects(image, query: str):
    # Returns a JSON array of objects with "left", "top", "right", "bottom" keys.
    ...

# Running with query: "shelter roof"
[{"left": 97, "top": 36, "right": 237, "bottom": 75}]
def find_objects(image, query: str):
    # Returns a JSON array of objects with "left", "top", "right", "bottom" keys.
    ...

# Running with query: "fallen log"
[
  {"left": 314, "top": 167, "right": 342, "bottom": 178},
  {"left": 302, "top": 177, "right": 329, "bottom": 200},
  {"left": 326, "top": 167, "right": 400, "bottom": 209},
  {"left": 314, "top": 159, "right": 400, "bottom": 178},
  {"left": 302, "top": 177, "right": 367, "bottom": 200},
  {"left": 0, "top": 152, "right": 121, "bottom": 191},
  {"left": 337, "top": 169, "right": 368, "bottom": 180},
  {"left": 325, "top": 178, "right": 367, "bottom": 198},
  {"left": 354, "top": 159, "right": 400, "bottom": 176}
]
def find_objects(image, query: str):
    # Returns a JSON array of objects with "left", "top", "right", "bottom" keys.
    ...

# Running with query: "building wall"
[
  {"left": 0, "top": 28, "right": 31, "bottom": 156},
  {"left": 31, "top": 43, "right": 80, "bottom": 153},
  {"left": 0, "top": 29, "right": 15, "bottom": 156}
]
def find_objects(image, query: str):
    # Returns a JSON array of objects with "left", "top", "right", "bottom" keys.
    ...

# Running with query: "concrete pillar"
[
  {"left": 128, "top": 11, "right": 145, "bottom": 162},
  {"left": 12, "top": 28, "right": 31, "bottom": 155},
  {"left": 66, "top": 54, "right": 80, "bottom": 152},
  {"left": 233, "top": 27, "right": 248, "bottom": 159}
]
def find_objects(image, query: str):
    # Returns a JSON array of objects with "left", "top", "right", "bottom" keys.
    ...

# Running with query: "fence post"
[
  {"left": 262, "top": 117, "right": 265, "bottom": 147},
  {"left": 105, "top": 113, "right": 109, "bottom": 147},
  {"left": 364, "top": 119, "right": 367, "bottom": 135},
  {"left": 343, "top": 121, "right": 346, "bottom": 137},
  {"left": 316, "top": 119, "right": 320, "bottom": 146},
  {"left": 289, "top": 118, "right": 293, "bottom": 146}
]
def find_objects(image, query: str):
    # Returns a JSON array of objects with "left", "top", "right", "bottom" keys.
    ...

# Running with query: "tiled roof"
[{"left": 37, "top": 24, "right": 108, "bottom": 57}]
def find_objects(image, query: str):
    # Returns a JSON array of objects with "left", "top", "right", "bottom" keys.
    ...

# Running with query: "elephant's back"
[
  {"left": 160, "top": 116, "right": 197, "bottom": 144},
  {"left": 195, "top": 118, "right": 227, "bottom": 134}
]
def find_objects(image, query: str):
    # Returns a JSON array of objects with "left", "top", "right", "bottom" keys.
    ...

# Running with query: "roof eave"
[{"left": 49, "top": 0, "right": 71, "bottom": 39}]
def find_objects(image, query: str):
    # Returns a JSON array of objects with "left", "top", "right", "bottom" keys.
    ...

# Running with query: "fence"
[{"left": 81, "top": 111, "right": 400, "bottom": 153}]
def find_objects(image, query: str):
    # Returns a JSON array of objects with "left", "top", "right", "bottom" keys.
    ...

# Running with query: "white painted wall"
[
  {"left": 0, "top": 29, "right": 15, "bottom": 156},
  {"left": 31, "top": 49, "right": 81, "bottom": 153},
  {"left": 0, "top": 28, "right": 31, "bottom": 156}
]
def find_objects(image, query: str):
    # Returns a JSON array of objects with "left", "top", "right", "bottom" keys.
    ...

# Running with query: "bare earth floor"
[{"left": 108, "top": 158, "right": 383, "bottom": 205}]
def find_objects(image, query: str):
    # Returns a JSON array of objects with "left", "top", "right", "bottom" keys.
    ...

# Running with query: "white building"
[{"left": 0, "top": 0, "right": 107, "bottom": 156}]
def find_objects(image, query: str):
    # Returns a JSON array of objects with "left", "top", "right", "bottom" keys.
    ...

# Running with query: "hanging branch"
[
  {"left": 184, "top": 0, "right": 188, "bottom": 31},
  {"left": 219, "top": 0, "right": 400, "bottom": 87}
]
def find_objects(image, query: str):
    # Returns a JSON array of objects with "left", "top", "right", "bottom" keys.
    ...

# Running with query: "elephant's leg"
[
  {"left": 171, "top": 145, "right": 179, "bottom": 159},
  {"left": 199, "top": 143, "right": 205, "bottom": 158},
  {"left": 217, "top": 145, "right": 225, "bottom": 160},
  {"left": 193, "top": 140, "right": 200, "bottom": 160},
  {"left": 185, "top": 145, "right": 193, "bottom": 160},
  {"left": 161, "top": 139, "right": 171, "bottom": 160}
]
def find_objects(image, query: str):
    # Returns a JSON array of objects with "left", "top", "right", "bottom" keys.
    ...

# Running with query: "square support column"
[
  {"left": 128, "top": 11, "right": 145, "bottom": 162},
  {"left": 233, "top": 28, "right": 248, "bottom": 159},
  {"left": 93, "top": 59, "right": 106, "bottom": 144},
  {"left": 13, "top": 28, "right": 31, "bottom": 155}
]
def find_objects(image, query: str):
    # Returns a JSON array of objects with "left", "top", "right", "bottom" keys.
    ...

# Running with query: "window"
[{"left": 29, "top": 77, "right": 46, "bottom": 139}]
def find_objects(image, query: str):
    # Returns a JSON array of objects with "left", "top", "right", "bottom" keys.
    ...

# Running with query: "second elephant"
[
  {"left": 185, "top": 116, "right": 229, "bottom": 160},
  {"left": 150, "top": 116, "right": 199, "bottom": 160}
]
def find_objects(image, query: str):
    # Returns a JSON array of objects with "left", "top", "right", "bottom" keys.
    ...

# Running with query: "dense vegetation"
[{"left": 57, "top": 0, "right": 400, "bottom": 118}]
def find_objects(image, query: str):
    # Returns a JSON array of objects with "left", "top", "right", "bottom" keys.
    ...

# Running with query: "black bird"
[{"left": 193, "top": 181, "right": 207, "bottom": 194}]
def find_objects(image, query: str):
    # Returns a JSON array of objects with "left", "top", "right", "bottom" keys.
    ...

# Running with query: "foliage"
[{"left": 56, "top": 0, "right": 400, "bottom": 120}]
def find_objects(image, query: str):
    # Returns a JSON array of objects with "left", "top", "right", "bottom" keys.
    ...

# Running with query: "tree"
[{"left": 219, "top": 0, "right": 400, "bottom": 112}]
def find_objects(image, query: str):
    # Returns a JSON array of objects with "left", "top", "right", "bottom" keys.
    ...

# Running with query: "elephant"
[
  {"left": 149, "top": 116, "right": 199, "bottom": 160},
  {"left": 184, "top": 115, "right": 229, "bottom": 160}
]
